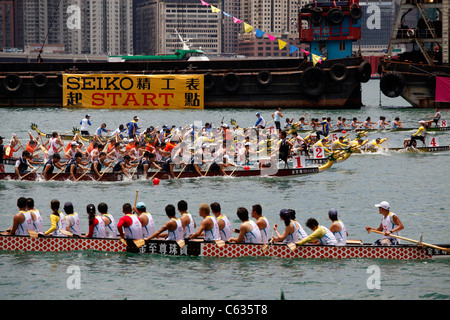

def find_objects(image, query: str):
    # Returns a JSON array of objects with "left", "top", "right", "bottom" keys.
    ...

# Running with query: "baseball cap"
[
  {"left": 256, "top": 112, "right": 260, "bottom": 116},
  {"left": 86, "top": 114, "right": 91, "bottom": 117},
  {"left": 136, "top": 202, "right": 146, "bottom": 210},
  {"left": 375, "top": 201, "right": 390, "bottom": 210},
  {"left": 0, "top": 136, "right": 4, "bottom": 140}
]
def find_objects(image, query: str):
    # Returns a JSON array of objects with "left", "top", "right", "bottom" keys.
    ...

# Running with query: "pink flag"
[
  {"left": 200, "top": 0, "right": 210, "bottom": 6},
  {"left": 436, "top": 77, "right": 450, "bottom": 102},
  {"left": 233, "top": 17, "right": 242, "bottom": 23},
  {"left": 301, "top": 49, "right": 310, "bottom": 56},
  {"left": 267, "top": 34, "right": 276, "bottom": 42}
]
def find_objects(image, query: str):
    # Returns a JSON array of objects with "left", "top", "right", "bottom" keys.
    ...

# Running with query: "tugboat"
[
  {"left": 380, "top": 0, "right": 450, "bottom": 108},
  {"left": 0, "top": 1, "right": 369, "bottom": 109}
]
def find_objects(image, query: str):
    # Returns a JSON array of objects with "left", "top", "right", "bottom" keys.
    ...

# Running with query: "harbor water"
[{"left": 0, "top": 80, "right": 449, "bottom": 300}]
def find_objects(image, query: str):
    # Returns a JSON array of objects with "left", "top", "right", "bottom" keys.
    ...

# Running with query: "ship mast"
[{"left": 387, "top": 0, "right": 448, "bottom": 65}]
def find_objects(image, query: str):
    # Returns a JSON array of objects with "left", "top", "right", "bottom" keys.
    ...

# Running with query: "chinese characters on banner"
[{"left": 63, "top": 74, "right": 204, "bottom": 109}]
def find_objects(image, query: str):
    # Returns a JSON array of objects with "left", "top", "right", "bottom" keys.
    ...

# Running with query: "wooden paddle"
[
  {"left": 27, "top": 230, "right": 39, "bottom": 238},
  {"left": 97, "top": 162, "right": 114, "bottom": 181},
  {"left": 75, "top": 167, "right": 91, "bottom": 181},
  {"left": 20, "top": 166, "right": 39, "bottom": 180},
  {"left": 177, "top": 239, "right": 186, "bottom": 248},
  {"left": 120, "top": 237, "right": 146, "bottom": 248},
  {"left": 150, "top": 168, "right": 161, "bottom": 180},
  {"left": 215, "top": 239, "right": 226, "bottom": 248},
  {"left": 59, "top": 229, "right": 74, "bottom": 237},
  {"left": 176, "top": 164, "right": 188, "bottom": 179},
  {"left": 368, "top": 229, "right": 450, "bottom": 253},
  {"left": 262, "top": 238, "right": 274, "bottom": 254}
]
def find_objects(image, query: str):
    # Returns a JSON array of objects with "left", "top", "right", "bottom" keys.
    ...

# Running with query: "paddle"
[
  {"left": 27, "top": 230, "right": 39, "bottom": 238},
  {"left": 97, "top": 162, "right": 114, "bottom": 181},
  {"left": 75, "top": 167, "right": 91, "bottom": 181},
  {"left": 215, "top": 239, "right": 226, "bottom": 248},
  {"left": 59, "top": 229, "right": 74, "bottom": 237},
  {"left": 150, "top": 168, "right": 161, "bottom": 180},
  {"left": 48, "top": 165, "right": 67, "bottom": 181},
  {"left": 20, "top": 166, "right": 39, "bottom": 180},
  {"left": 368, "top": 229, "right": 450, "bottom": 253},
  {"left": 262, "top": 238, "right": 274, "bottom": 254},
  {"left": 176, "top": 164, "right": 188, "bottom": 179},
  {"left": 177, "top": 239, "right": 186, "bottom": 248},
  {"left": 120, "top": 237, "right": 146, "bottom": 248}
]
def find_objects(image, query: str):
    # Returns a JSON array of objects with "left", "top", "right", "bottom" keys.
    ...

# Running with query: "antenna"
[{"left": 174, "top": 28, "right": 190, "bottom": 50}]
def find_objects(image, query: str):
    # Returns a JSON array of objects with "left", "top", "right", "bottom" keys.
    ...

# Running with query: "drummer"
[{"left": 365, "top": 201, "right": 404, "bottom": 246}]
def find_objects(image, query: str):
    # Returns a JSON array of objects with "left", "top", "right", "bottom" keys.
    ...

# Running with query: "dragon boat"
[{"left": 0, "top": 234, "right": 448, "bottom": 260}]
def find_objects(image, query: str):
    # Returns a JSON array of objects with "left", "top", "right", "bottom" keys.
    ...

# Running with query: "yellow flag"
[
  {"left": 312, "top": 53, "right": 320, "bottom": 66},
  {"left": 210, "top": 5, "right": 221, "bottom": 13},
  {"left": 278, "top": 39, "right": 287, "bottom": 50},
  {"left": 244, "top": 22, "right": 253, "bottom": 33}
]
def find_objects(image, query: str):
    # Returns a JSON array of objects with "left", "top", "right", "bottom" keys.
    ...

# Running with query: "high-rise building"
[
  {"left": 134, "top": 0, "right": 222, "bottom": 55},
  {"left": 0, "top": 0, "right": 24, "bottom": 50}
]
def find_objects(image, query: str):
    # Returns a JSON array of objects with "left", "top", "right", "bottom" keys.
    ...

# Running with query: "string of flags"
[{"left": 199, "top": 0, "right": 326, "bottom": 65}]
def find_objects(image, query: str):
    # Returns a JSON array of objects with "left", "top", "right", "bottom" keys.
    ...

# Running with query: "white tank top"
[
  {"left": 48, "top": 138, "right": 59, "bottom": 154},
  {"left": 217, "top": 214, "right": 232, "bottom": 241},
  {"left": 332, "top": 220, "right": 347, "bottom": 246},
  {"left": 102, "top": 213, "right": 118, "bottom": 238},
  {"left": 204, "top": 216, "right": 220, "bottom": 241},
  {"left": 67, "top": 213, "right": 81, "bottom": 236},
  {"left": 16, "top": 210, "right": 35, "bottom": 236},
  {"left": 244, "top": 220, "right": 262, "bottom": 244},
  {"left": 182, "top": 213, "right": 195, "bottom": 238},
  {"left": 294, "top": 220, "right": 308, "bottom": 240},
  {"left": 283, "top": 221, "right": 300, "bottom": 244},
  {"left": 381, "top": 212, "right": 400, "bottom": 242},
  {"left": 141, "top": 212, "right": 156, "bottom": 239},
  {"left": 92, "top": 216, "right": 106, "bottom": 238},
  {"left": 258, "top": 216, "right": 271, "bottom": 244},
  {"left": 166, "top": 218, "right": 184, "bottom": 241},
  {"left": 318, "top": 226, "right": 337, "bottom": 245},
  {"left": 53, "top": 211, "right": 67, "bottom": 237},
  {"left": 29, "top": 209, "right": 44, "bottom": 233},
  {"left": 124, "top": 214, "right": 143, "bottom": 239}
]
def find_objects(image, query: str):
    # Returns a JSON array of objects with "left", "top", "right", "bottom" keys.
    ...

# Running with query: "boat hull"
[{"left": 1, "top": 235, "right": 448, "bottom": 260}]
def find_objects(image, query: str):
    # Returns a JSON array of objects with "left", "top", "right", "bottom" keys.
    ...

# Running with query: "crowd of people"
[{"left": 4, "top": 197, "right": 405, "bottom": 247}]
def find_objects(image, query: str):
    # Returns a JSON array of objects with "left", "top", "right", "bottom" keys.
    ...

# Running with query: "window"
[{"left": 339, "top": 42, "right": 346, "bottom": 51}]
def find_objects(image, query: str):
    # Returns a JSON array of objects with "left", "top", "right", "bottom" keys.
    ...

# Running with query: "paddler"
[
  {"left": 117, "top": 203, "right": 143, "bottom": 240},
  {"left": 272, "top": 209, "right": 299, "bottom": 244},
  {"left": 26, "top": 198, "right": 44, "bottom": 234},
  {"left": 133, "top": 202, "right": 156, "bottom": 239},
  {"left": 98, "top": 202, "right": 118, "bottom": 238},
  {"left": 6, "top": 197, "right": 36, "bottom": 236},
  {"left": 85, "top": 204, "right": 106, "bottom": 238},
  {"left": 288, "top": 209, "right": 308, "bottom": 242},
  {"left": 210, "top": 202, "right": 232, "bottom": 241},
  {"left": 14, "top": 151, "right": 36, "bottom": 179},
  {"left": 145, "top": 204, "right": 184, "bottom": 241},
  {"left": 294, "top": 218, "right": 337, "bottom": 246},
  {"left": 365, "top": 201, "right": 404, "bottom": 246},
  {"left": 90, "top": 151, "right": 112, "bottom": 178},
  {"left": 64, "top": 202, "right": 81, "bottom": 236},
  {"left": 251, "top": 204, "right": 270, "bottom": 244},
  {"left": 178, "top": 200, "right": 196, "bottom": 239},
  {"left": 328, "top": 208, "right": 348, "bottom": 246},
  {"left": 44, "top": 199, "right": 67, "bottom": 237},
  {"left": 65, "top": 151, "right": 88, "bottom": 180},
  {"left": 228, "top": 207, "right": 262, "bottom": 244},
  {"left": 189, "top": 203, "right": 221, "bottom": 241},
  {"left": 366, "top": 137, "right": 388, "bottom": 152},
  {"left": 112, "top": 154, "right": 134, "bottom": 175},
  {"left": 43, "top": 153, "right": 65, "bottom": 180}
]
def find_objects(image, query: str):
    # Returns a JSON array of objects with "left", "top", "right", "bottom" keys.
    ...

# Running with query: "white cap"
[{"left": 375, "top": 201, "right": 390, "bottom": 210}]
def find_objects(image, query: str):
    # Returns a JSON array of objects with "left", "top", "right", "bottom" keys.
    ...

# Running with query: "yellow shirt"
[
  {"left": 296, "top": 226, "right": 326, "bottom": 246},
  {"left": 45, "top": 214, "right": 60, "bottom": 235},
  {"left": 413, "top": 126, "right": 425, "bottom": 136}
]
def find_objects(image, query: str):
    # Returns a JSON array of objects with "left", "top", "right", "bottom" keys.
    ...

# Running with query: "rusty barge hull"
[{"left": 0, "top": 56, "right": 367, "bottom": 109}]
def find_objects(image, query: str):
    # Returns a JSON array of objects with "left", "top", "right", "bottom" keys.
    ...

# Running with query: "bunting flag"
[
  {"left": 301, "top": 49, "right": 310, "bottom": 56},
  {"left": 289, "top": 44, "right": 299, "bottom": 55},
  {"left": 244, "top": 22, "right": 253, "bottom": 33},
  {"left": 233, "top": 16, "right": 242, "bottom": 24},
  {"left": 196, "top": 0, "right": 301, "bottom": 55},
  {"left": 210, "top": 5, "right": 221, "bottom": 13},
  {"left": 312, "top": 53, "right": 326, "bottom": 66},
  {"left": 278, "top": 39, "right": 287, "bottom": 50},
  {"left": 255, "top": 29, "right": 265, "bottom": 38},
  {"left": 267, "top": 34, "right": 276, "bottom": 42}
]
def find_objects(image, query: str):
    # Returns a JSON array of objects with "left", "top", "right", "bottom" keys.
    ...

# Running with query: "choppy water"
[{"left": 0, "top": 80, "right": 449, "bottom": 300}]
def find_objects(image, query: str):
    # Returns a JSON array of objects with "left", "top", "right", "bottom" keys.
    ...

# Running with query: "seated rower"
[
  {"left": 330, "top": 136, "right": 349, "bottom": 151},
  {"left": 251, "top": 204, "right": 270, "bottom": 244},
  {"left": 65, "top": 152, "right": 88, "bottom": 180},
  {"left": 15, "top": 151, "right": 36, "bottom": 179},
  {"left": 288, "top": 209, "right": 308, "bottom": 242},
  {"left": 327, "top": 208, "right": 348, "bottom": 246},
  {"left": 26, "top": 198, "right": 44, "bottom": 234},
  {"left": 350, "top": 138, "right": 369, "bottom": 151},
  {"left": 85, "top": 204, "right": 106, "bottom": 238},
  {"left": 44, "top": 199, "right": 67, "bottom": 237},
  {"left": 391, "top": 117, "right": 404, "bottom": 129},
  {"left": 145, "top": 204, "right": 184, "bottom": 241},
  {"left": 133, "top": 202, "right": 156, "bottom": 239},
  {"left": 189, "top": 203, "right": 220, "bottom": 241},
  {"left": 7, "top": 197, "right": 36, "bottom": 236},
  {"left": 295, "top": 218, "right": 337, "bottom": 246},
  {"left": 98, "top": 202, "right": 118, "bottom": 238},
  {"left": 112, "top": 154, "right": 134, "bottom": 175},
  {"left": 228, "top": 207, "right": 262, "bottom": 244},
  {"left": 178, "top": 200, "right": 196, "bottom": 239},
  {"left": 90, "top": 151, "right": 112, "bottom": 178},
  {"left": 210, "top": 202, "right": 232, "bottom": 241},
  {"left": 136, "top": 151, "right": 161, "bottom": 175},
  {"left": 43, "top": 153, "right": 65, "bottom": 180},
  {"left": 366, "top": 137, "right": 388, "bottom": 152},
  {"left": 64, "top": 202, "right": 81, "bottom": 236},
  {"left": 365, "top": 201, "right": 404, "bottom": 246},
  {"left": 272, "top": 209, "right": 300, "bottom": 244},
  {"left": 117, "top": 203, "right": 143, "bottom": 240}
]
